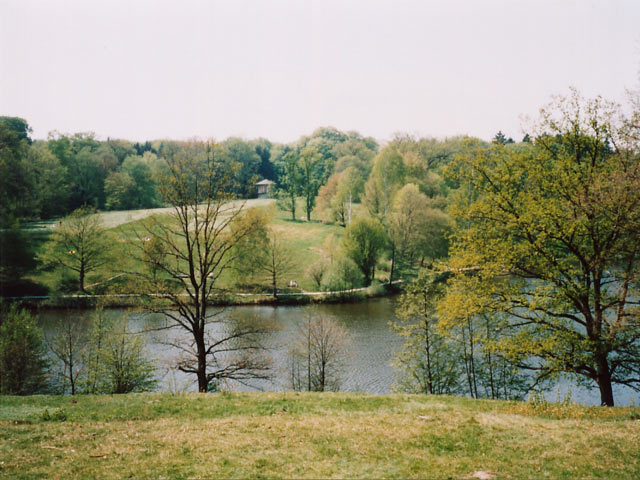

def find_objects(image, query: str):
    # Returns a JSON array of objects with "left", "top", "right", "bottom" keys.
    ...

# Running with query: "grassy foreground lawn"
[{"left": 1, "top": 393, "right": 639, "bottom": 479}]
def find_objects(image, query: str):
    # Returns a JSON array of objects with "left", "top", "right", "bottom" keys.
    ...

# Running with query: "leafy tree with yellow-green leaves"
[
  {"left": 299, "top": 147, "right": 322, "bottom": 221},
  {"left": 392, "top": 271, "right": 463, "bottom": 395},
  {"left": 440, "top": 89, "right": 640, "bottom": 406},
  {"left": 38, "top": 206, "right": 111, "bottom": 293},
  {"left": 342, "top": 217, "right": 386, "bottom": 286}
]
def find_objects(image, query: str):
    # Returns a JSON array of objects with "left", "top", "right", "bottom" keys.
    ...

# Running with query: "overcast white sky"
[{"left": 1, "top": 0, "right": 639, "bottom": 144}]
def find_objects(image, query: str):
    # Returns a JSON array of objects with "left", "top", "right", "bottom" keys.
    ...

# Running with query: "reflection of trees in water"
[{"left": 36, "top": 300, "right": 640, "bottom": 405}]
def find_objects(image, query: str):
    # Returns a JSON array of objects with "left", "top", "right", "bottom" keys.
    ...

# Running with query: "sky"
[{"left": 1, "top": 0, "right": 639, "bottom": 144}]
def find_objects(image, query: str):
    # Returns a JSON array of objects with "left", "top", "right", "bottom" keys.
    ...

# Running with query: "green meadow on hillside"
[{"left": 23, "top": 199, "right": 364, "bottom": 299}]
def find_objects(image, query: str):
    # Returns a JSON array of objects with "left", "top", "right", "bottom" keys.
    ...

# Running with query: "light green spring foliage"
[
  {"left": 393, "top": 270, "right": 530, "bottom": 399},
  {"left": 299, "top": 147, "right": 322, "bottom": 221},
  {"left": 231, "top": 207, "right": 297, "bottom": 294},
  {"left": 359, "top": 137, "right": 458, "bottom": 283},
  {"left": 257, "top": 230, "right": 297, "bottom": 296},
  {"left": 363, "top": 147, "right": 405, "bottom": 217},
  {"left": 389, "top": 183, "right": 453, "bottom": 275},
  {"left": 315, "top": 167, "right": 364, "bottom": 226},
  {"left": 0, "top": 304, "right": 49, "bottom": 395},
  {"left": 38, "top": 206, "right": 111, "bottom": 292},
  {"left": 314, "top": 171, "right": 341, "bottom": 222},
  {"left": 25, "top": 143, "right": 70, "bottom": 219},
  {"left": 361, "top": 135, "right": 467, "bottom": 220},
  {"left": 275, "top": 151, "right": 301, "bottom": 220},
  {"left": 321, "top": 255, "right": 363, "bottom": 291},
  {"left": 332, "top": 135, "right": 377, "bottom": 178},
  {"left": 82, "top": 308, "right": 156, "bottom": 395},
  {"left": 392, "top": 271, "right": 462, "bottom": 395},
  {"left": 440, "top": 89, "right": 640, "bottom": 405},
  {"left": 218, "top": 137, "right": 262, "bottom": 197},
  {"left": 105, "top": 154, "right": 159, "bottom": 210},
  {"left": 99, "top": 317, "right": 157, "bottom": 394},
  {"left": 230, "top": 207, "right": 273, "bottom": 285},
  {"left": 341, "top": 217, "right": 386, "bottom": 286},
  {"left": 330, "top": 167, "right": 364, "bottom": 224}
]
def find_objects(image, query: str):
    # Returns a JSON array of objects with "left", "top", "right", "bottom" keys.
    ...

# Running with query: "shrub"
[
  {"left": 0, "top": 304, "right": 49, "bottom": 394},
  {"left": 100, "top": 317, "right": 157, "bottom": 394},
  {"left": 82, "top": 310, "right": 157, "bottom": 394},
  {"left": 321, "top": 256, "right": 363, "bottom": 292}
]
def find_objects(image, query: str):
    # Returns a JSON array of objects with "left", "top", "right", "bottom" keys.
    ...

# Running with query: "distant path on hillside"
[{"left": 28, "top": 198, "right": 276, "bottom": 230}]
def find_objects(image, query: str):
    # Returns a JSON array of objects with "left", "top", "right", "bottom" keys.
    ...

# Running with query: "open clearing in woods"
[
  {"left": 28, "top": 198, "right": 277, "bottom": 230},
  {"left": 23, "top": 198, "right": 353, "bottom": 295},
  {"left": 1, "top": 392, "right": 639, "bottom": 479}
]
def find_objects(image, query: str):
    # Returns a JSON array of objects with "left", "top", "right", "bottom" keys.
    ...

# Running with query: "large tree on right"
[{"left": 442, "top": 89, "right": 640, "bottom": 406}]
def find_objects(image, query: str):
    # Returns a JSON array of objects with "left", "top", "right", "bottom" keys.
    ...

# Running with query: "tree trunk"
[
  {"left": 272, "top": 270, "right": 277, "bottom": 298},
  {"left": 485, "top": 316, "right": 495, "bottom": 399},
  {"left": 319, "top": 359, "right": 326, "bottom": 392},
  {"left": 389, "top": 243, "right": 396, "bottom": 284},
  {"left": 467, "top": 317, "right": 478, "bottom": 398},
  {"left": 195, "top": 328, "right": 208, "bottom": 392},
  {"left": 461, "top": 327, "right": 474, "bottom": 397},
  {"left": 425, "top": 320, "right": 433, "bottom": 395},
  {"left": 79, "top": 265, "right": 85, "bottom": 293},
  {"left": 596, "top": 353, "right": 615, "bottom": 406},
  {"left": 291, "top": 194, "right": 296, "bottom": 221},
  {"left": 307, "top": 322, "right": 311, "bottom": 392}
]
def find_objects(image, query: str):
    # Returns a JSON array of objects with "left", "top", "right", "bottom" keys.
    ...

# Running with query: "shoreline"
[{"left": 4, "top": 281, "right": 403, "bottom": 310}]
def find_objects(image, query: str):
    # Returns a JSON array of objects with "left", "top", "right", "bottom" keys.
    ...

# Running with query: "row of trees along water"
[{"left": 2, "top": 87, "right": 640, "bottom": 405}]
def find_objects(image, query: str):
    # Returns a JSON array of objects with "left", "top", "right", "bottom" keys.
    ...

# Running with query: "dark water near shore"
[{"left": 37, "top": 297, "right": 639, "bottom": 406}]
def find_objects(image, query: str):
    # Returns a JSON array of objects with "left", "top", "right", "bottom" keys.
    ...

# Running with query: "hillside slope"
[{"left": 1, "top": 392, "right": 638, "bottom": 479}]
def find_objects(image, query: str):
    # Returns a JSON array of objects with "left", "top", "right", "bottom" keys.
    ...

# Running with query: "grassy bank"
[{"left": 1, "top": 393, "right": 639, "bottom": 479}]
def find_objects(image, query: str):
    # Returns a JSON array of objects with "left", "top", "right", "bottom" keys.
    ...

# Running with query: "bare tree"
[
  {"left": 289, "top": 315, "right": 351, "bottom": 392},
  {"left": 133, "top": 141, "right": 272, "bottom": 392},
  {"left": 47, "top": 316, "right": 86, "bottom": 395},
  {"left": 48, "top": 308, "right": 157, "bottom": 395},
  {"left": 306, "top": 258, "right": 328, "bottom": 290},
  {"left": 256, "top": 230, "right": 297, "bottom": 297}
]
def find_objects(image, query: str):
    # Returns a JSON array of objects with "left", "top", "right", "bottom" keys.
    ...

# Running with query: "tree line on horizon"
[{"left": 0, "top": 117, "right": 524, "bottom": 226}]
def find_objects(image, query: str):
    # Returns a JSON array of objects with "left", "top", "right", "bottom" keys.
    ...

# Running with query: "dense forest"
[
  {"left": 1, "top": 115, "right": 512, "bottom": 225},
  {"left": 0, "top": 120, "right": 381, "bottom": 223}
]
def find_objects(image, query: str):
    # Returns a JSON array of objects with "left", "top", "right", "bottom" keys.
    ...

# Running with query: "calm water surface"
[{"left": 37, "top": 297, "right": 639, "bottom": 405}]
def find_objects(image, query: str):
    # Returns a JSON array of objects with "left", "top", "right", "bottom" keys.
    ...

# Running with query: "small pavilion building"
[{"left": 256, "top": 179, "right": 274, "bottom": 197}]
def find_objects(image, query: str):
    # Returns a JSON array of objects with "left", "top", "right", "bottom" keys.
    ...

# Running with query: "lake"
[{"left": 37, "top": 297, "right": 639, "bottom": 405}]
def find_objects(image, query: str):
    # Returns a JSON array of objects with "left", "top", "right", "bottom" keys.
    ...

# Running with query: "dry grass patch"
[{"left": 1, "top": 393, "right": 639, "bottom": 479}]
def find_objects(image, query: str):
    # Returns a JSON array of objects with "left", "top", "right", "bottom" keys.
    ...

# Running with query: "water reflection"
[{"left": 37, "top": 298, "right": 639, "bottom": 405}]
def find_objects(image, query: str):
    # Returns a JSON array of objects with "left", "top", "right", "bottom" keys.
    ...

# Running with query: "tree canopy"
[{"left": 440, "top": 90, "right": 640, "bottom": 406}]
